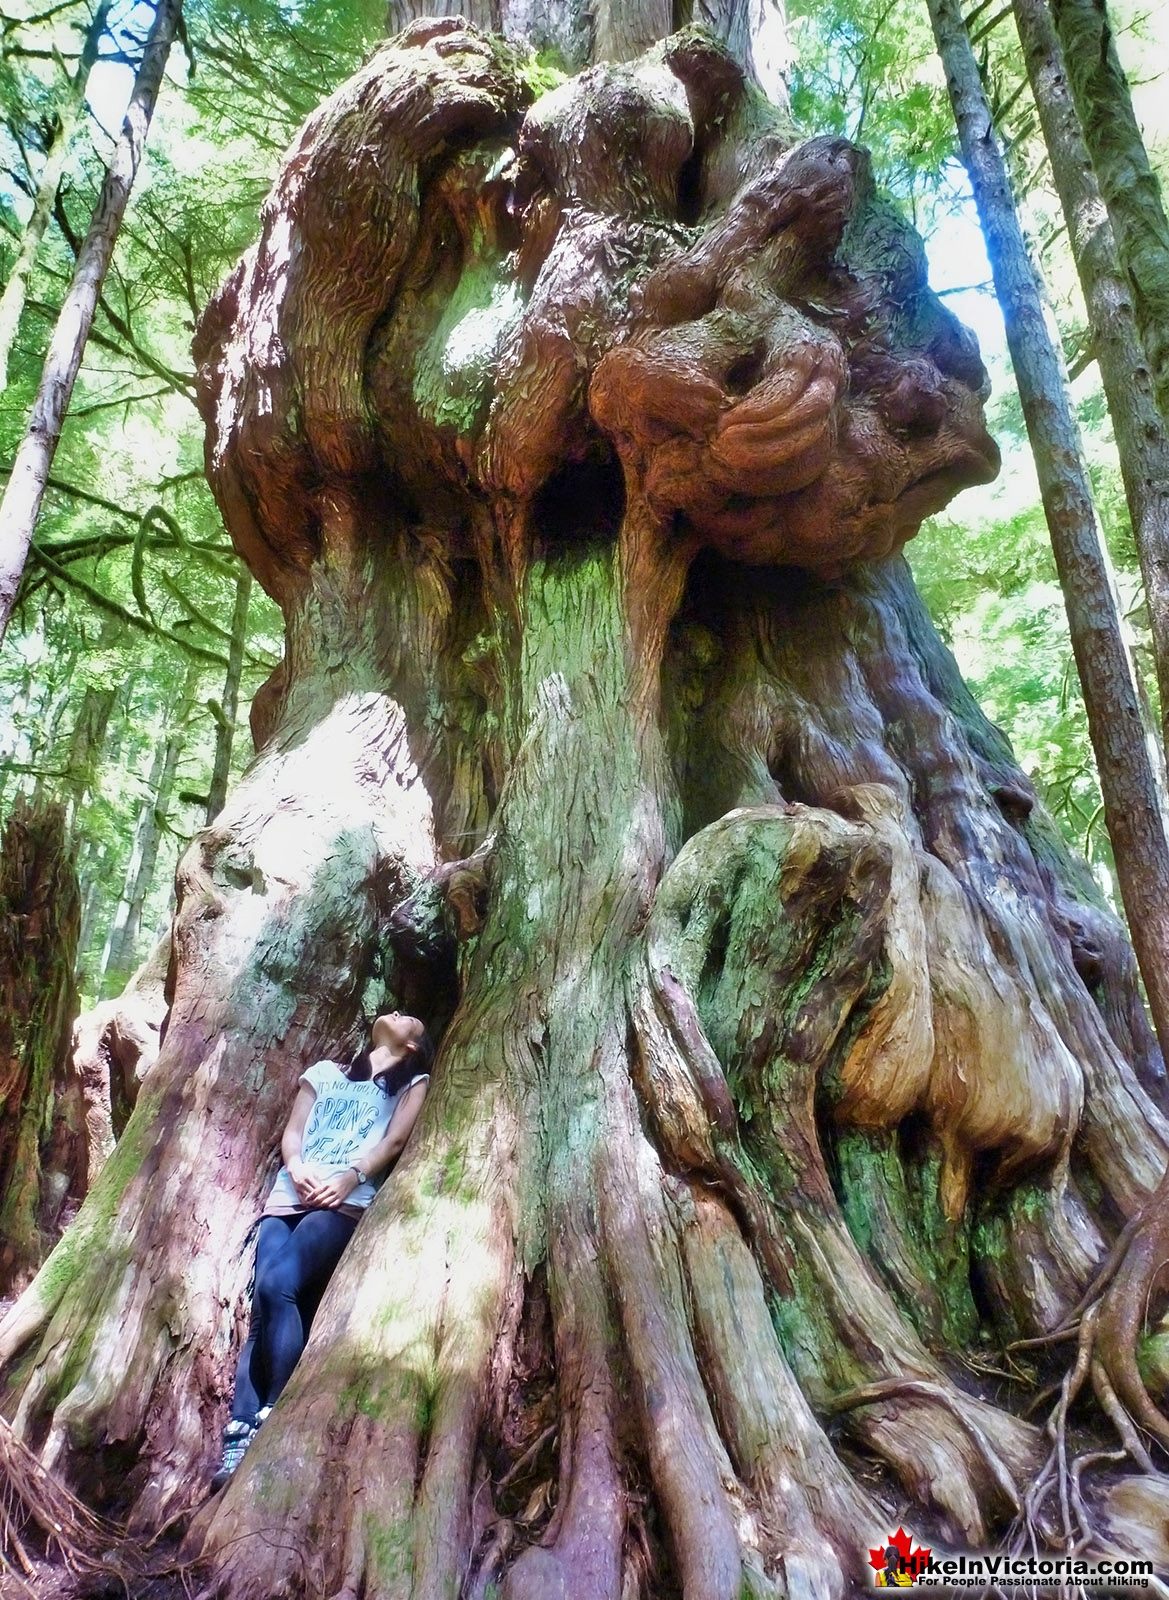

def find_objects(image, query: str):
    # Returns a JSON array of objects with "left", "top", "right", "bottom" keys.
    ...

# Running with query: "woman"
[{"left": 212, "top": 1011, "right": 433, "bottom": 1489}]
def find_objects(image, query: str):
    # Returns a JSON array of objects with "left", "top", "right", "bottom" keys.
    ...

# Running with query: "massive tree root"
[{"left": 4, "top": 18, "right": 1169, "bottom": 1599}]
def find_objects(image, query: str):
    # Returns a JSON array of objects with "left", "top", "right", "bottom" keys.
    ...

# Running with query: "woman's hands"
[
  {"left": 286, "top": 1158, "right": 359, "bottom": 1208},
  {"left": 310, "top": 1168, "right": 361, "bottom": 1208}
]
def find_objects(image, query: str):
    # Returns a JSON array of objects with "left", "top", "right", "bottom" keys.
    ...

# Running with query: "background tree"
[
  {"left": 100, "top": 657, "right": 200, "bottom": 991},
  {"left": 0, "top": 0, "right": 185, "bottom": 637},
  {"left": 0, "top": 794, "right": 81, "bottom": 1294},
  {"left": 1049, "top": 0, "right": 1169, "bottom": 421},
  {"left": 1011, "top": 0, "right": 1169, "bottom": 760},
  {"left": 2, "top": 11, "right": 1169, "bottom": 1599},
  {"left": 927, "top": 0, "right": 1169, "bottom": 1060},
  {"left": 0, "top": 0, "right": 370, "bottom": 1011},
  {"left": 0, "top": 0, "right": 112, "bottom": 391}
]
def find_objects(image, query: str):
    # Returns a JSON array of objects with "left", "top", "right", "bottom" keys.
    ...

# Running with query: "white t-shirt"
[{"left": 264, "top": 1060, "right": 429, "bottom": 1214}]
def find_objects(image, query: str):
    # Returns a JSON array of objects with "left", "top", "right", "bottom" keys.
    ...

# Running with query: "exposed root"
[
  {"left": 823, "top": 1379, "right": 1022, "bottom": 1514},
  {"left": 503, "top": 1214, "right": 625, "bottom": 1600},
  {"left": 598, "top": 1077, "right": 745, "bottom": 1600},
  {"left": 0, "top": 1414, "right": 132, "bottom": 1591},
  {"left": 1008, "top": 1166, "right": 1169, "bottom": 1502},
  {"left": 678, "top": 1184, "right": 881, "bottom": 1596},
  {"left": 1090, "top": 1166, "right": 1169, "bottom": 1454},
  {"left": 1005, "top": 1278, "right": 1169, "bottom": 1582},
  {"left": 634, "top": 800, "right": 1039, "bottom": 1540}
]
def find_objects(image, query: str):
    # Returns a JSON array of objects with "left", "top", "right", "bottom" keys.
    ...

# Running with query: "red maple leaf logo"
[{"left": 867, "top": 1527, "right": 932, "bottom": 1583}]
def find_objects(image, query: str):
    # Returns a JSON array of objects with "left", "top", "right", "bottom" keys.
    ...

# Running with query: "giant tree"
[{"left": 3, "top": 12, "right": 1169, "bottom": 1599}]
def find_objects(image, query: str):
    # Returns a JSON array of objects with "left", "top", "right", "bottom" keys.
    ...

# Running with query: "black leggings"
[{"left": 230, "top": 1209, "right": 356, "bottom": 1423}]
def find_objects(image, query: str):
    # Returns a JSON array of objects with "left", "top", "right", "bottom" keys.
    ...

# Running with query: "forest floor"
[{"left": 0, "top": 1562, "right": 193, "bottom": 1600}]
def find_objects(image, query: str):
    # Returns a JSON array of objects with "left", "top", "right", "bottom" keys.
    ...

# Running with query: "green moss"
[
  {"left": 367, "top": 1515, "right": 413, "bottom": 1583},
  {"left": 47, "top": 1303, "right": 104, "bottom": 1413},
  {"left": 836, "top": 1130, "right": 886, "bottom": 1259},
  {"left": 1137, "top": 1330, "right": 1169, "bottom": 1398},
  {"left": 413, "top": 256, "right": 522, "bottom": 437},
  {"left": 245, "top": 1461, "right": 301, "bottom": 1515},
  {"left": 519, "top": 47, "right": 568, "bottom": 96},
  {"left": 23, "top": 1083, "right": 159, "bottom": 1323},
  {"left": 835, "top": 1130, "right": 978, "bottom": 1349}
]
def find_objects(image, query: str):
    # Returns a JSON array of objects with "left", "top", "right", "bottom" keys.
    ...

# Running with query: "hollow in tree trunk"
[{"left": 2, "top": 17, "right": 1169, "bottom": 1598}]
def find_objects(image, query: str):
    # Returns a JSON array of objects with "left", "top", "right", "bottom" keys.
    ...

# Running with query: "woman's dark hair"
[
  {"left": 348, "top": 1025, "right": 436, "bottom": 1095},
  {"left": 347, "top": 1046, "right": 375, "bottom": 1082}
]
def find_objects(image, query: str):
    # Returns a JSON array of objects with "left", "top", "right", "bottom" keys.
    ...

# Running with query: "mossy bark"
[
  {"left": 1049, "top": 0, "right": 1169, "bottom": 422},
  {"left": 1012, "top": 0, "right": 1169, "bottom": 763},
  {"left": 0, "top": 797, "right": 81, "bottom": 1293}
]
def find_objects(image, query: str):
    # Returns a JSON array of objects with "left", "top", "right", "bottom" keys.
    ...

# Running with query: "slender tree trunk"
[
  {"left": 1012, "top": 0, "right": 1169, "bottom": 756},
  {"left": 0, "top": 0, "right": 113, "bottom": 392},
  {"left": 5, "top": 14, "right": 1169, "bottom": 1593},
  {"left": 61, "top": 683, "right": 118, "bottom": 830},
  {"left": 101, "top": 660, "right": 200, "bottom": 990},
  {"left": 0, "top": 0, "right": 183, "bottom": 640},
  {"left": 21, "top": 644, "right": 84, "bottom": 806},
  {"left": 204, "top": 566, "right": 250, "bottom": 823},
  {"left": 0, "top": 797, "right": 81, "bottom": 1293},
  {"left": 1049, "top": 0, "right": 1169, "bottom": 421},
  {"left": 928, "top": 0, "right": 1169, "bottom": 1064},
  {"left": 98, "top": 741, "right": 169, "bottom": 988}
]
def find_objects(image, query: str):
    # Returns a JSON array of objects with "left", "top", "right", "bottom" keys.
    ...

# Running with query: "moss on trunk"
[{"left": 0, "top": 797, "right": 81, "bottom": 1294}]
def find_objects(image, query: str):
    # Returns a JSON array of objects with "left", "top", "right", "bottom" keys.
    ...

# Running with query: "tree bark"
[
  {"left": 102, "top": 659, "right": 201, "bottom": 991},
  {"left": 0, "top": 797, "right": 82, "bottom": 1294},
  {"left": 385, "top": 0, "right": 791, "bottom": 102},
  {"left": 927, "top": 0, "right": 1169, "bottom": 1066},
  {"left": 0, "top": 0, "right": 183, "bottom": 641},
  {"left": 1012, "top": 0, "right": 1169, "bottom": 760},
  {"left": 3, "top": 15, "right": 1169, "bottom": 1595},
  {"left": 0, "top": 0, "right": 113, "bottom": 392},
  {"left": 1049, "top": 0, "right": 1169, "bottom": 421},
  {"left": 61, "top": 681, "right": 118, "bottom": 831},
  {"left": 204, "top": 566, "right": 251, "bottom": 823},
  {"left": 73, "top": 933, "right": 169, "bottom": 1166},
  {"left": 681, "top": 0, "right": 789, "bottom": 104}
]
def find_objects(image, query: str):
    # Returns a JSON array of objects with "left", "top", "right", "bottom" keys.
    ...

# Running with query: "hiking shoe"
[
  {"left": 255, "top": 1405, "right": 272, "bottom": 1427},
  {"left": 210, "top": 1419, "right": 255, "bottom": 1492}
]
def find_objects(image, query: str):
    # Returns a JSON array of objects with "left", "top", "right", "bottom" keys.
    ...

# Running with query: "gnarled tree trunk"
[
  {"left": 2, "top": 15, "right": 1169, "bottom": 1598},
  {"left": 0, "top": 796, "right": 81, "bottom": 1293}
]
